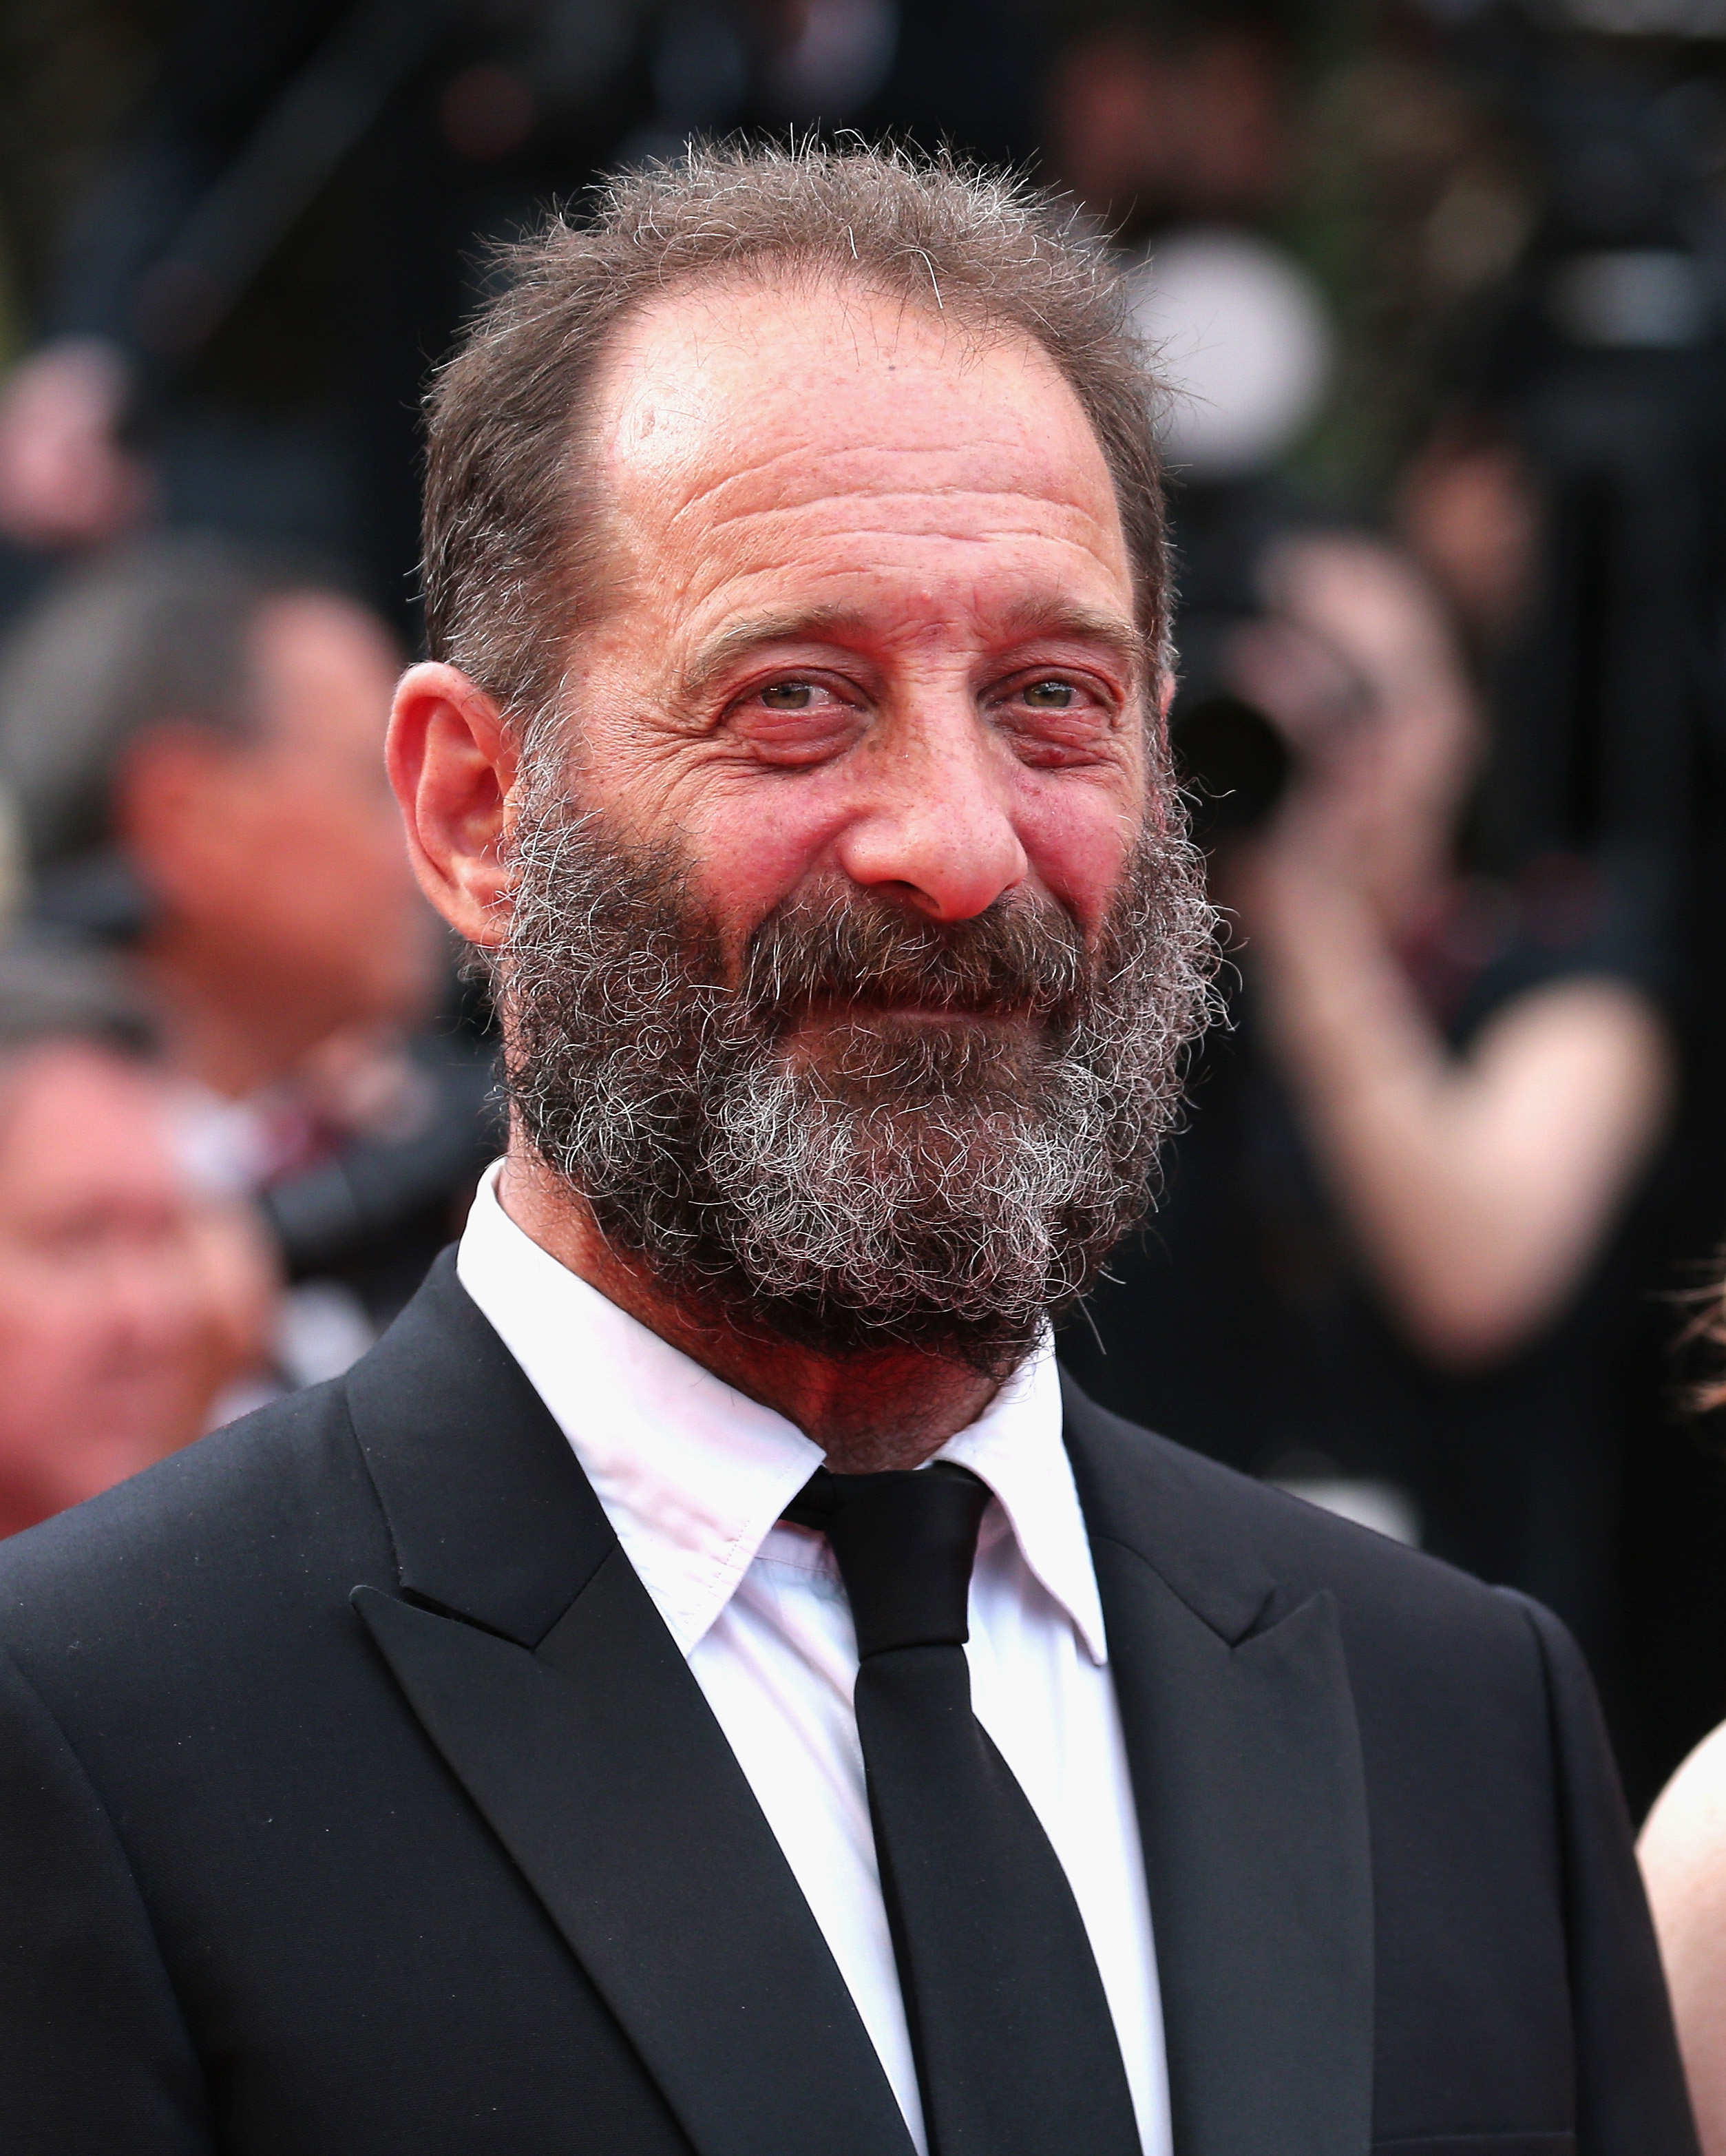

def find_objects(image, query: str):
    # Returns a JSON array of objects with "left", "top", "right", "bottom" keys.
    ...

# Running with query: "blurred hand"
[
  {"left": 1228, "top": 534, "right": 1481, "bottom": 923},
  {"left": 1223, "top": 611, "right": 1369, "bottom": 776},
  {"left": 1259, "top": 534, "right": 1472, "bottom": 724},
  {"left": 0, "top": 339, "right": 153, "bottom": 549}
]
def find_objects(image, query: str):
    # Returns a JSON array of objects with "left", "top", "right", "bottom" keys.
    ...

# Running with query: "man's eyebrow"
[
  {"left": 989, "top": 601, "right": 1152, "bottom": 680},
  {"left": 679, "top": 608, "right": 870, "bottom": 704},
  {"left": 677, "top": 599, "right": 1152, "bottom": 709}
]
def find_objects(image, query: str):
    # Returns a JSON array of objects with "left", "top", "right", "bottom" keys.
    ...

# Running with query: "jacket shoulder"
[{"left": 1061, "top": 1370, "right": 1540, "bottom": 1650}]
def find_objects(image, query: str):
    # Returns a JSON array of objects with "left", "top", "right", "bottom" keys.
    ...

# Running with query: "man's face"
[
  {"left": 565, "top": 273, "right": 1155, "bottom": 983},
  {"left": 135, "top": 593, "right": 439, "bottom": 1060},
  {"left": 490, "top": 273, "right": 1212, "bottom": 1365},
  {"left": 0, "top": 1044, "right": 229, "bottom": 1529}
]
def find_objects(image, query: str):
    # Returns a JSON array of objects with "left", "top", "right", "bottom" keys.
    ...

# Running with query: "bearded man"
[{"left": 0, "top": 147, "right": 1696, "bottom": 2156}]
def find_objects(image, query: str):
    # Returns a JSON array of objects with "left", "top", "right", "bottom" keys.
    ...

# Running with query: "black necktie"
[{"left": 783, "top": 1463, "right": 1141, "bottom": 2156}]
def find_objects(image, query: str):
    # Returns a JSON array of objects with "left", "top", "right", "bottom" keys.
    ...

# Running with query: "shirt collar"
[{"left": 456, "top": 1162, "right": 1108, "bottom": 1665}]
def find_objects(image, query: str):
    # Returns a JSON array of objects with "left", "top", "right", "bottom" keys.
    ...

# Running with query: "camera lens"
[{"left": 1171, "top": 691, "right": 1292, "bottom": 843}]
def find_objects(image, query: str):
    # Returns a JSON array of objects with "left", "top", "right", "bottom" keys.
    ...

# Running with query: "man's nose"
[{"left": 833, "top": 711, "right": 1029, "bottom": 923}]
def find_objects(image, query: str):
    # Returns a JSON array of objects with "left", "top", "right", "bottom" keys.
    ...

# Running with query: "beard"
[{"left": 498, "top": 784, "right": 1217, "bottom": 1374}]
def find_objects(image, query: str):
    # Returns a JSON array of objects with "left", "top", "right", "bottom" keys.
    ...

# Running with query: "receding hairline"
[
  {"left": 532, "top": 258, "right": 1144, "bottom": 695},
  {"left": 592, "top": 246, "right": 1080, "bottom": 364},
  {"left": 585, "top": 251, "right": 1120, "bottom": 452}
]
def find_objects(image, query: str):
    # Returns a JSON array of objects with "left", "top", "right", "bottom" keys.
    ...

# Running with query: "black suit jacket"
[{"left": 0, "top": 1252, "right": 1698, "bottom": 2155}]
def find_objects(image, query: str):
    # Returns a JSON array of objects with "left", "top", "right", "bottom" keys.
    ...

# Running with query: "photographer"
[
  {"left": 1064, "top": 530, "right": 1674, "bottom": 1645},
  {"left": 0, "top": 535, "right": 496, "bottom": 1339},
  {"left": 1232, "top": 532, "right": 1672, "bottom": 1369}
]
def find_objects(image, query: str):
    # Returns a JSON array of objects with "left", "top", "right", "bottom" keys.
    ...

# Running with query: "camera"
[{"left": 1168, "top": 610, "right": 1294, "bottom": 842}]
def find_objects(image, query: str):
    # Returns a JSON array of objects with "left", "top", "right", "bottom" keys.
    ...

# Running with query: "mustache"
[
  {"left": 737, "top": 888, "right": 1090, "bottom": 1029},
  {"left": 499, "top": 792, "right": 1221, "bottom": 1364}
]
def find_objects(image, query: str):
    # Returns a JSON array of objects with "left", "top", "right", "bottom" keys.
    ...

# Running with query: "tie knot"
[{"left": 784, "top": 1463, "right": 990, "bottom": 1660}]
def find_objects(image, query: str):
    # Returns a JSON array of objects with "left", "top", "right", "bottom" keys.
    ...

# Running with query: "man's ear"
[{"left": 387, "top": 662, "right": 520, "bottom": 949}]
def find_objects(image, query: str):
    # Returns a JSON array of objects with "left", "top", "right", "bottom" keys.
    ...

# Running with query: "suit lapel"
[
  {"left": 1064, "top": 1376, "right": 1375, "bottom": 2156},
  {"left": 345, "top": 1255, "right": 914, "bottom": 2156}
]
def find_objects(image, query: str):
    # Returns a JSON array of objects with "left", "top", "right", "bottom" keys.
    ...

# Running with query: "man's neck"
[{"left": 497, "top": 1148, "right": 1004, "bottom": 1472}]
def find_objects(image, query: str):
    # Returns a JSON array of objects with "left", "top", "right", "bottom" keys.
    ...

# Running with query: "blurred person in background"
[
  {"left": 1371, "top": 1, "right": 1726, "bottom": 1799},
  {"left": 1062, "top": 529, "right": 1676, "bottom": 1671},
  {"left": 1230, "top": 534, "right": 1671, "bottom": 1374},
  {"left": 0, "top": 0, "right": 1035, "bottom": 631},
  {"left": 1041, "top": 0, "right": 1298, "bottom": 242},
  {"left": 1644, "top": 1764, "right": 1726, "bottom": 2156},
  {"left": 1037, "top": 0, "right": 1701, "bottom": 1753},
  {"left": 0, "top": 933, "right": 276, "bottom": 1536},
  {"left": 0, "top": 534, "right": 491, "bottom": 1354}
]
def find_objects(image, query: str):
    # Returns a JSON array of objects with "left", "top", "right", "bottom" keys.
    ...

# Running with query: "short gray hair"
[
  {"left": 0, "top": 534, "right": 335, "bottom": 873},
  {"left": 423, "top": 141, "right": 1169, "bottom": 742}
]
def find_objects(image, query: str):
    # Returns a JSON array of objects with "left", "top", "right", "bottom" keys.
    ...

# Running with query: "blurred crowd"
[{"left": 3, "top": 0, "right": 1726, "bottom": 1806}]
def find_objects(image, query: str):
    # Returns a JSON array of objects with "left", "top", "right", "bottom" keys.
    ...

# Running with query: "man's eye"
[
  {"left": 1021, "top": 679, "right": 1077, "bottom": 709},
  {"left": 759, "top": 682, "right": 819, "bottom": 710}
]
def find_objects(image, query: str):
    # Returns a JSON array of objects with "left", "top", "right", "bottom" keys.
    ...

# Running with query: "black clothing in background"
[
  {"left": 259, "top": 1016, "right": 501, "bottom": 1326},
  {"left": 0, "top": 1250, "right": 1698, "bottom": 2154},
  {"left": 1062, "top": 859, "right": 1665, "bottom": 1701}
]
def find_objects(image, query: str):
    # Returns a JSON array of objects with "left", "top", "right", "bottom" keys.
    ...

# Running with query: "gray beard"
[{"left": 498, "top": 789, "right": 1217, "bottom": 1373}]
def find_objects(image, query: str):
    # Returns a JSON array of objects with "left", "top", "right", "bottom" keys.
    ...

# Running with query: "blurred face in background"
[
  {"left": 1395, "top": 426, "right": 1540, "bottom": 653},
  {"left": 1045, "top": 25, "right": 1294, "bottom": 231},
  {"left": 0, "top": 1040, "right": 275, "bottom": 1536},
  {"left": 127, "top": 590, "right": 439, "bottom": 1093}
]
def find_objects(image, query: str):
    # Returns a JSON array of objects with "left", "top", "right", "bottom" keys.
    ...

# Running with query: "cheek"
[
  {"left": 0, "top": 1270, "right": 86, "bottom": 1385},
  {"left": 1012, "top": 773, "right": 1146, "bottom": 931},
  {"left": 677, "top": 779, "right": 843, "bottom": 939},
  {"left": 286, "top": 794, "right": 408, "bottom": 887},
  {"left": 254, "top": 799, "right": 410, "bottom": 936}
]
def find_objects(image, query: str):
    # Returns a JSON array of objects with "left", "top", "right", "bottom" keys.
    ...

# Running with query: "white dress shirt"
[{"left": 456, "top": 1164, "right": 1172, "bottom": 2156}]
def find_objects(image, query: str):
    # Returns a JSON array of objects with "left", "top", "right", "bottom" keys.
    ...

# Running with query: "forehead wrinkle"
[
  {"left": 667, "top": 412, "right": 1104, "bottom": 481},
  {"left": 670, "top": 521, "right": 1129, "bottom": 611},
  {"left": 637, "top": 439, "right": 1108, "bottom": 552},
  {"left": 602, "top": 435, "right": 1123, "bottom": 609},
  {"left": 658, "top": 483, "right": 1125, "bottom": 558},
  {"left": 660, "top": 519, "right": 1135, "bottom": 638}
]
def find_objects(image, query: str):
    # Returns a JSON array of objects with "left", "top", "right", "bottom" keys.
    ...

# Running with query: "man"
[
  {"left": 0, "top": 536, "right": 435, "bottom": 1096},
  {"left": 0, "top": 936, "right": 273, "bottom": 1536},
  {"left": 0, "top": 145, "right": 1696, "bottom": 2155},
  {"left": 0, "top": 537, "right": 493, "bottom": 1325}
]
